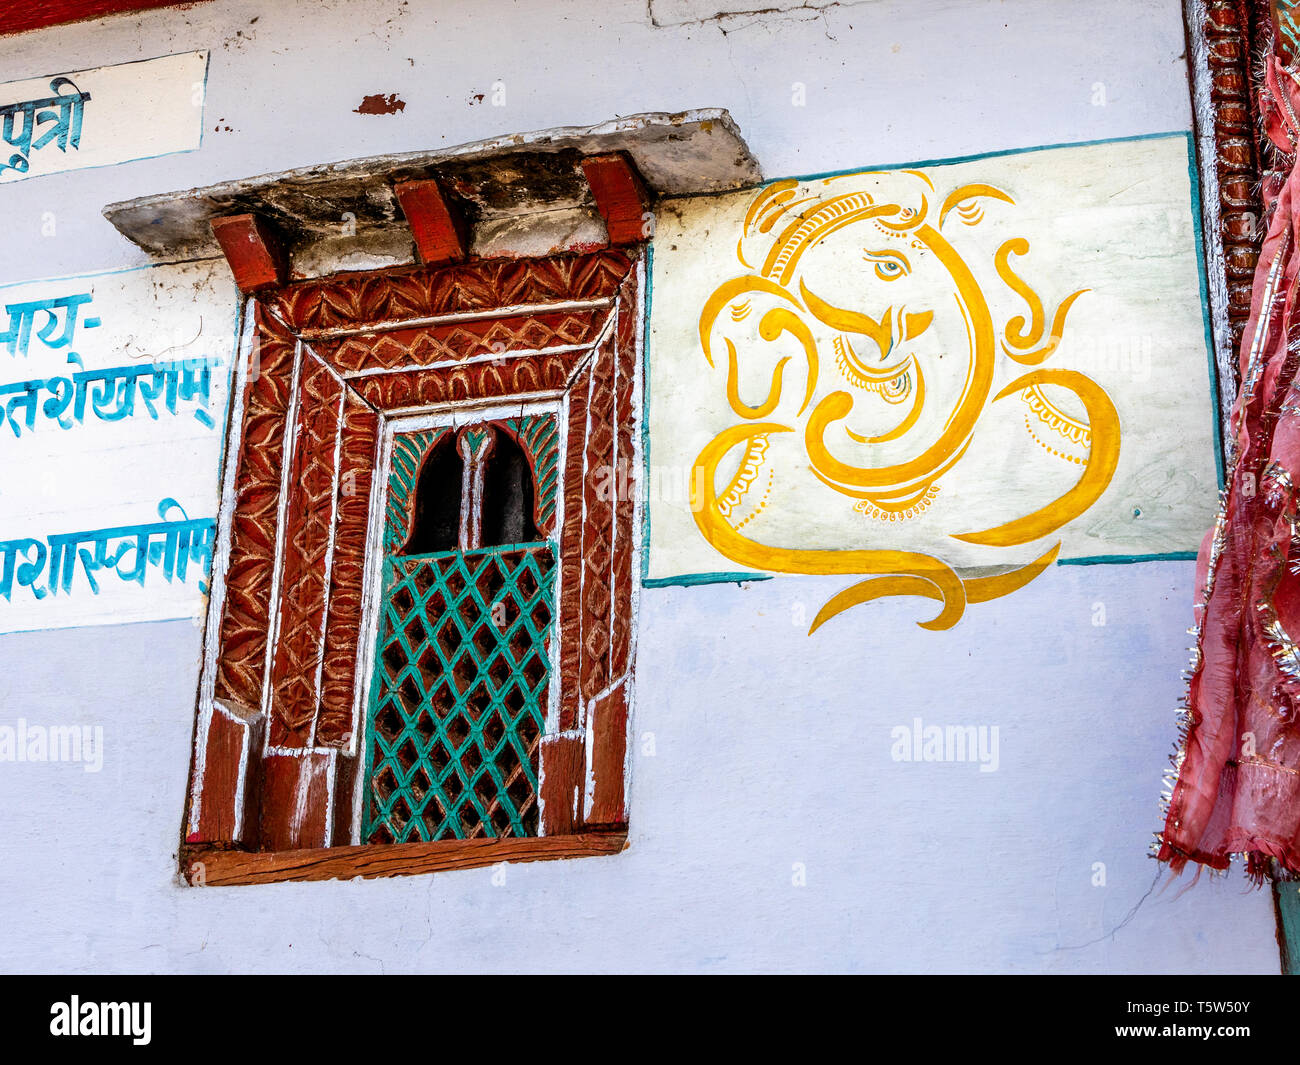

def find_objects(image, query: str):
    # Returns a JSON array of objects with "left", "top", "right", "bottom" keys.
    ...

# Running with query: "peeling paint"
[{"left": 354, "top": 93, "right": 406, "bottom": 116}]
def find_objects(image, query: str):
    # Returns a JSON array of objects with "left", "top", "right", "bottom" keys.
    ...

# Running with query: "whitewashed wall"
[{"left": 0, "top": 0, "right": 1279, "bottom": 973}]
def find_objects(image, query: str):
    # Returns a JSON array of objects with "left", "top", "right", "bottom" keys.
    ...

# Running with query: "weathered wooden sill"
[{"left": 181, "top": 831, "right": 628, "bottom": 887}]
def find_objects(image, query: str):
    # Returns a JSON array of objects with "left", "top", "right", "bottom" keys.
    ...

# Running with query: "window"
[
  {"left": 365, "top": 412, "right": 558, "bottom": 844},
  {"left": 183, "top": 248, "right": 641, "bottom": 885}
]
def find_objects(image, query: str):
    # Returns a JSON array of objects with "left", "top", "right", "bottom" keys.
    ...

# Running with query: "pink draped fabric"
[{"left": 1158, "top": 57, "right": 1300, "bottom": 880}]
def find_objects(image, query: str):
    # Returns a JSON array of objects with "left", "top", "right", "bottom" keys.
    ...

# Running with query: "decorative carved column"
[{"left": 1185, "top": 0, "right": 1271, "bottom": 436}]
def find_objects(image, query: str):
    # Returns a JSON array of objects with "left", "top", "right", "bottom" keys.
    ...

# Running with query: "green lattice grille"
[
  {"left": 364, "top": 422, "right": 559, "bottom": 843},
  {"left": 365, "top": 544, "right": 556, "bottom": 841},
  {"left": 384, "top": 428, "right": 448, "bottom": 553}
]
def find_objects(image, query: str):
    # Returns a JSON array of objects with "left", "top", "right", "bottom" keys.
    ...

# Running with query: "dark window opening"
[
  {"left": 481, "top": 430, "right": 539, "bottom": 546},
  {"left": 402, "top": 434, "right": 463, "bottom": 554}
]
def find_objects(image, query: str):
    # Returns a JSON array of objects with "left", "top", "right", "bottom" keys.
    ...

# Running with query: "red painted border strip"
[{"left": 1, "top": 1, "right": 213, "bottom": 37}]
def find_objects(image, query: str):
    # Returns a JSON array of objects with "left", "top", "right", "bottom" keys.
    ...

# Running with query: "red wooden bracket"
[
  {"left": 210, "top": 213, "right": 288, "bottom": 292},
  {"left": 581, "top": 153, "right": 651, "bottom": 245},
  {"left": 394, "top": 178, "right": 471, "bottom": 265}
]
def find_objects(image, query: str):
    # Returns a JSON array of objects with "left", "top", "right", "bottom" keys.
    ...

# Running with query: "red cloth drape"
[{"left": 1158, "top": 57, "right": 1300, "bottom": 880}]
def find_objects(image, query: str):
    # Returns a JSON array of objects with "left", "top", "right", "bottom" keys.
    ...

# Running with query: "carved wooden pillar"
[{"left": 1185, "top": 0, "right": 1270, "bottom": 432}]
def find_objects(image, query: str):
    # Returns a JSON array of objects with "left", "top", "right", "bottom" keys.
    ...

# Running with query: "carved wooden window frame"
[
  {"left": 181, "top": 248, "right": 641, "bottom": 886},
  {"left": 1184, "top": 0, "right": 1274, "bottom": 446}
]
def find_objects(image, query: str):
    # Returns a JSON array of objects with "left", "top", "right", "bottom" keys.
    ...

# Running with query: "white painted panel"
[
  {"left": 0, "top": 258, "right": 238, "bottom": 633},
  {"left": 647, "top": 135, "right": 1218, "bottom": 593},
  {"left": 0, "top": 51, "right": 208, "bottom": 184}
]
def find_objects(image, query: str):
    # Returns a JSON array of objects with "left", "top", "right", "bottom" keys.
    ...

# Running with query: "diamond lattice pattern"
[{"left": 365, "top": 543, "right": 556, "bottom": 842}]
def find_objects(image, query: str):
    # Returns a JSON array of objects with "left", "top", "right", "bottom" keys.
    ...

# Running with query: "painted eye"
[{"left": 864, "top": 249, "right": 909, "bottom": 281}]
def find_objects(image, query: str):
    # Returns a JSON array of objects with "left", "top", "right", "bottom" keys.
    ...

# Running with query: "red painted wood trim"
[
  {"left": 394, "top": 178, "right": 471, "bottom": 265},
  {"left": 182, "top": 832, "right": 628, "bottom": 886},
  {"left": 188, "top": 697, "right": 263, "bottom": 846},
  {"left": 538, "top": 732, "right": 585, "bottom": 835},
  {"left": 586, "top": 682, "right": 629, "bottom": 828},
  {"left": 210, "top": 213, "right": 289, "bottom": 293},
  {"left": 0, "top": 1, "right": 213, "bottom": 37},
  {"left": 582, "top": 153, "right": 651, "bottom": 245},
  {"left": 270, "top": 249, "right": 631, "bottom": 332},
  {"left": 259, "top": 750, "right": 337, "bottom": 851}
]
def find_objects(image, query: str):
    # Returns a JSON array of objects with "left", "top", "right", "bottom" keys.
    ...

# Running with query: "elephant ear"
[
  {"left": 939, "top": 183, "right": 1015, "bottom": 228},
  {"left": 698, "top": 275, "right": 801, "bottom": 367},
  {"left": 737, "top": 180, "right": 821, "bottom": 270},
  {"left": 745, "top": 180, "right": 802, "bottom": 236}
]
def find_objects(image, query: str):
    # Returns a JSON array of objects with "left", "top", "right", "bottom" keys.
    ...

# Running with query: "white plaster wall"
[{"left": 0, "top": 0, "right": 1280, "bottom": 972}]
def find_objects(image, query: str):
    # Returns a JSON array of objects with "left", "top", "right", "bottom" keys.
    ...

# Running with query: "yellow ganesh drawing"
[{"left": 690, "top": 169, "right": 1121, "bottom": 632}]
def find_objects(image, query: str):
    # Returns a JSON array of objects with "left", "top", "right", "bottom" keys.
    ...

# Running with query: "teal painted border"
[
  {"left": 769, "top": 129, "right": 1196, "bottom": 186},
  {"left": 1274, "top": 880, "right": 1300, "bottom": 974},
  {"left": 639, "top": 244, "right": 655, "bottom": 584},
  {"left": 642, "top": 130, "right": 1218, "bottom": 588},
  {"left": 644, "top": 572, "right": 772, "bottom": 589},
  {"left": 1182, "top": 131, "right": 1228, "bottom": 490},
  {"left": 1058, "top": 551, "right": 1197, "bottom": 566},
  {"left": 0, "top": 254, "right": 222, "bottom": 292},
  {"left": 0, "top": 613, "right": 203, "bottom": 638}
]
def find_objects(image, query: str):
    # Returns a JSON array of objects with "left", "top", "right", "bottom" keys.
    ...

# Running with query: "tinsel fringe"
[{"left": 1154, "top": 28, "right": 1300, "bottom": 888}]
